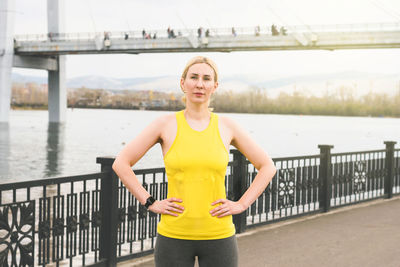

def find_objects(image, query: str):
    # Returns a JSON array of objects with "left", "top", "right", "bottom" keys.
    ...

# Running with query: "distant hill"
[
  {"left": 12, "top": 73, "right": 47, "bottom": 84},
  {"left": 12, "top": 71, "right": 400, "bottom": 98}
]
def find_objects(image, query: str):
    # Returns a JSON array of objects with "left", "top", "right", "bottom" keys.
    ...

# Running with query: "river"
[{"left": 0, "top": 108, "right": 399, "bottom": 182}]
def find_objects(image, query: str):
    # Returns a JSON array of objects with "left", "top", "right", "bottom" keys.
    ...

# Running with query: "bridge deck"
[{"left": 13, "top": 23, "right": 400, "bottom": 56}]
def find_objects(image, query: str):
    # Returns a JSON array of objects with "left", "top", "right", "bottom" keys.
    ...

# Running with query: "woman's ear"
[
  {"left": 212, "top": 81, "right": 219, "bottom": 94},
  {"left": 180, "top": 77, "right": 185, "bottom": 93}
]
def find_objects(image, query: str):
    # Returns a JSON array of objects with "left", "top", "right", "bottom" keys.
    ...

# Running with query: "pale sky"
[{"left": 11, "top": 0, "right": 400, "bottom": 79}]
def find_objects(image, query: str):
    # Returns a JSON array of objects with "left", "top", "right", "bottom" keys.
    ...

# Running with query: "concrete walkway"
[{"left": 119, "top": 196, "right": 400, "bottom": 267}]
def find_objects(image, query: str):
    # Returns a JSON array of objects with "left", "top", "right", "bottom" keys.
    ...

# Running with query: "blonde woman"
[{"left": 112, "top": 56, "right": 276, "bottom": 267}]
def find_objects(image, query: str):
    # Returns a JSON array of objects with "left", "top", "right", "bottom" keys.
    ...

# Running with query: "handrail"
[
  {"left": 0, "top": 171, "right": 109, "bottom": 190},
  {"left": 331, "top": 149, "right": 386, "bottom": 157}
]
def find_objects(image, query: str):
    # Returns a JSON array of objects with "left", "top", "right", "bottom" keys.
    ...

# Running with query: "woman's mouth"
[{"left": 194, "top": 93, "right": 204, "bottom": 96}]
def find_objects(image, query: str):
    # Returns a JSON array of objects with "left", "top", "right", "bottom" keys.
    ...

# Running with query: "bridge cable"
[
  {"left": 264, "top": 2, "right": 290, "bottom": 29},
  {"left": 280, "top": 0, "right": 315, "bottom": 34},
  {"left": 370, "top": 0, "right": 400, "bottom": 21},
  {"left": 190, "top": 0, "right": 218, "bottom": 36},
  {"left": 264, "top": 2, "right": 316, "bottom": 46},
  {"left": 175, "top": 12, "right": 191, "bottom": 36},
  {"left": 118, "top": 0, "right": 132, "bottom": 32},
  {"left": 375, "top": 0, "right": 400, "bottom": 19},
  {"left": 264, "top": 1, "right": 313, "bottom": 39},
  {"left": 86, "top": 0, "right": 97, "bottom": 33}
]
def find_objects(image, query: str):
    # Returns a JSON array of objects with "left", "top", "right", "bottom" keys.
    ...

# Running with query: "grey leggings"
[{"left": 154, "top": 233, "right": 238, "bottom": 267}]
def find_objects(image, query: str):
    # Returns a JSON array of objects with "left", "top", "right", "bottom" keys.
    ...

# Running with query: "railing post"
[
  {"left": 384, "top": 141, "right": 396, "bottom": 199},
  {"left": 318, "top": 145, "right": 334, "bottom": 212},
  {"left": 231, "top": 149, "right": 248, "bottom": 234},
  {"left": 96, "top": 157, "right": 119, "bottom": 267}
]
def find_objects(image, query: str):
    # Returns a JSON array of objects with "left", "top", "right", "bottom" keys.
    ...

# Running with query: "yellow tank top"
[{"left": 157, "top": 110, "right": 236, "bottom": 240}]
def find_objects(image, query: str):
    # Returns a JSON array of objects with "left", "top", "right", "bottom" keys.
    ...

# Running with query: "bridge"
[
  {"left": 13, "top": 23, "right": 400, "bottom": 56},
  {"left": 1, "top": 0, "right": 400, "bottom": 123}
]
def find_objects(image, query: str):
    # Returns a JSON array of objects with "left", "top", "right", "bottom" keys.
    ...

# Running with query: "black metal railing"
[
  {"left": 0, "top": 172, "right": 108, "bottom": 267},
  {"left": 244, "top": 153, "right": 321, "bottom": 229},
  {"left": 330, "top": 149, "right": 386, "bottom": 207},
  {"left": 394, "top": 148, "right": 400, "bottom": 194},
  {"left": 0, "top": 141, "right": 398, "bottom": 266}
]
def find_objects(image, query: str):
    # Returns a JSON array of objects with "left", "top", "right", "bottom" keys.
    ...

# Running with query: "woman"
[{"left": 112, "top": 56, "right": 277, "bottom": 267}]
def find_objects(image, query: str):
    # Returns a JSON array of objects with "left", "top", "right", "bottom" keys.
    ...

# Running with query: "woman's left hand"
[{"left": 210, "top": 199, "right": 246, "bottom": 218}]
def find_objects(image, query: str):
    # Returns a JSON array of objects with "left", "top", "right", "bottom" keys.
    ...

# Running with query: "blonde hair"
[
  {"left": 181, "top": 56, "right": 219, "bottom": 82},
  {"left": 180, "top": 56, "right": 218, "bottom": 111}
]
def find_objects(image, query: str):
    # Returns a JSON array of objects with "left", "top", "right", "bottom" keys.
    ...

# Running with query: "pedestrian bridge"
[
  {"left": 13, "top": 22, "right": 400, "bottom": 57},
  {"left": 4, "top": 22, "right": 400, "bottom": 124}
]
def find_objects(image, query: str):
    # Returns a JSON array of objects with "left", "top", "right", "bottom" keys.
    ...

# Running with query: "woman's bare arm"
[
  {"left": 210, "top": 116, "right": 277, "bottom": 218},
  {"left": 230, "top": 118, "right": 277, "bottom": 210},
  {"left": 112, "top": 115, "right": 184, "bottom": 216},
  {"left": 112, "top": 116, "right": 164, "bottom": 205}
]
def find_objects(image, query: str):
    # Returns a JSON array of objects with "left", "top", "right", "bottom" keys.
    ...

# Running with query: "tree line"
[
  {"left": 11, "top": 83, "right": 400, "bottom": 117},
  {"left": 11, "top": 84, "right": 183, "bottom": 111},
  {"left": 211, "top": 86, "right": 400, "bottom": 117}
]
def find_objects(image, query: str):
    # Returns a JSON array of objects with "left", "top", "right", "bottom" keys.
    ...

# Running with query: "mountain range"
[{"left": 12, "top": 71, "right": 400, "bottom": 98}]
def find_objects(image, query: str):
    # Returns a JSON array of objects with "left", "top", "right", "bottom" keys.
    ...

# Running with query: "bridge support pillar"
[
  {"left": 47, "top": 0, "right": 66, "bottom": 122},
  {"left": 0, "top": 0, "right": 15, "bottom": 123},
  {"left": 48, "top": 57, "right": 66, "bottom": 122}
]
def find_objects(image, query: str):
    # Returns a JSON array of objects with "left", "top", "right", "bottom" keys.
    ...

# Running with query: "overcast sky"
[{"left": 11, "top": 0, "right": 400, "bottom": 79}]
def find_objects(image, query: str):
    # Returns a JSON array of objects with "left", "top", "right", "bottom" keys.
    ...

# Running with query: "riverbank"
[
  {"left": 10, "top": 105, "right": 400, "bottom": 118},
  {"left": 10, "top": 84, "right": 400, "bottom": 117},
  {"left": 11, "top": 105, "right": 47, "bottom": 110}
]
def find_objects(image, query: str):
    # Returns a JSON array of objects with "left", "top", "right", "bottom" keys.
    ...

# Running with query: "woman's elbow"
[
  {"left": 112, "top": 157, "right": 126, "bottom": 173},
  {"left": 271, "top": 160, "right": 277, "bottom": 174},
  {"left": 271, "top": 165, "right": 277, "bottom": 177},
  {"left": 112, "top": 159, "right": 121, "bottom": 176},
  {"left": 112, "top": 160, "right": 118, "bottom": 172},
  {"left": 259, "top": 161, "right": 276, "bottom": 175},
  {"left": 265, "top": 159, "right": 277, "bottom": 177},
  {"left": 112, "top": 157, "right": 132, "bottom": 174}
]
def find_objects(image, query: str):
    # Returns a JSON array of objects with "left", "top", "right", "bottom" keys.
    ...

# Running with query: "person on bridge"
[
  {"left": 198, "top": 27, "right": 203, "bottom": 38},
  {"left": 104, "top": 31, "right": 110, "bottom": 41},
  {"left": 112, "top": 56, "right": 276, "bottom": 267},
  {"left": 280, "top": 26, "right": 287, "bottom": 36},
  {"left": 167, "top": 27, "right": 172, "bottom": 38},
  {"left": 170, "top": 29, "right": 176, "bottom": 38},
  {"left": 255, "top": 25, "right": 261, "bottom": 36},
  {"left": 271, "top": 24, "right": 279, "bottom": 36}
]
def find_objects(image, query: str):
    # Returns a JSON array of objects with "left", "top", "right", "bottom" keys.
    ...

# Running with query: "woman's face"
[{"left": 181, "top": 63, "right": 218, "bottom": 105}]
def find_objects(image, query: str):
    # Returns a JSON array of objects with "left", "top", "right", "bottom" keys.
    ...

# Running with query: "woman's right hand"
[{"left": 148, "top": 197, "right": 185, "bottom": 216}]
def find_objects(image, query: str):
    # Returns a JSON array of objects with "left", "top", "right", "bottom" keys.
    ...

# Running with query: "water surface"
[{"left": 0, "top": 109, "right": 399, "bottom": 182}]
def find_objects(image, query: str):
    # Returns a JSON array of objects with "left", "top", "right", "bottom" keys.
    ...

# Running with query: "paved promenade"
[{"left": 119, "top": 196, "right": 400, "bottom": 267}]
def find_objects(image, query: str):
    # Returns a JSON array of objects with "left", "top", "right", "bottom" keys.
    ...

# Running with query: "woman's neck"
[{"left": 184, "top": 103, "right": 211, "bottom": 121}]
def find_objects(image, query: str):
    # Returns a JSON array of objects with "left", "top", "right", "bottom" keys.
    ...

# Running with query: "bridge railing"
[
  {"left": 13, "top": 22, "right": 400, "bottom": 42},
  {"left": 0, "top": 172, "right": 109, "bottom": 267},
  {"left": 0, "top": 141, "right": 398, "bottom": 266}
]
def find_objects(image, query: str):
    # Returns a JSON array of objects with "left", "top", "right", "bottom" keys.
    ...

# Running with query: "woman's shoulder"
[
  {"left": 149, "top": 112, "right": 178, "bottom": 136},
  {"left": 216, "top": 113, "right": 239, "bottom": 130},
  {"left": 152, "top": 112, "right": 177, "bottom": 127}
]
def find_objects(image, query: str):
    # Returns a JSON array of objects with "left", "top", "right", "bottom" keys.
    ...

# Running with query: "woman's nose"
[{"left": 195, "top": 78, "right": 204, "bottom": 88}]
